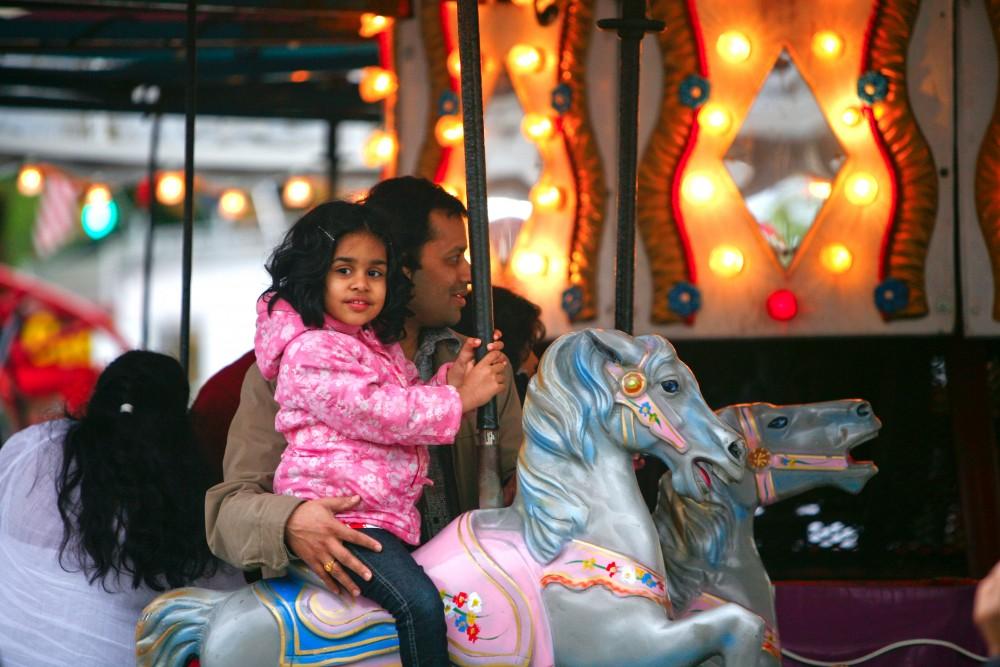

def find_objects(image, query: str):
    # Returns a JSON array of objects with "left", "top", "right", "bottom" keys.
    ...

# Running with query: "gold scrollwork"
[
  {"left": 868, "top": 0, "right": 939, "bottom": 319},
  {"left": 976, "top": 0, "right": 1000, "bottom": 320}
]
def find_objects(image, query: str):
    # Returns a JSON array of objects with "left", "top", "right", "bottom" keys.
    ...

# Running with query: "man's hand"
[
  {"left": 284, "top": 496, "right": 382, "bottom": 596},
  {"left": 975, "top": 560, "right": 1000, "bottom": 656}
]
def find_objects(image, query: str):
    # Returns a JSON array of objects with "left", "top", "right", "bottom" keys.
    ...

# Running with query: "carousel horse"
[
  {"left": 653, "top": 399, "right": 881, "bottom": 666},
  {"left": 136, "top": 329, "right": 765, "bottom": 667}
]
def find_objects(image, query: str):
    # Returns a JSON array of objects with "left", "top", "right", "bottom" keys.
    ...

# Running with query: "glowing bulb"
[
  {"left": 283, "top": 176, "right": 314, "bottom": 209},
  {"left": 820, "top": 243, "right": 853, "bottom": 274},
  {"left": 808, "top": 180, "right": 832, "bottom": 200},
  {"left": 812, "top": 31, "right": 844, "bottom": 59},
  {"left": 17, "top": 166, "right": 43, "bottom": 196},
  {"left": 708, "top": 245, "right": 744, "bottom": 277},
  {"left": 290, "top": 70, "right": 310, "bottom": 83},
  {"left": 156, "top": 173, "right": 185, "bottom": 205},
  {"left": 508, "top": 44, "right": 544, "bottom": 74},
  {"left": 530, "top": 183, "right": 564, "bottom": 211},
  {"left": 845, "top": 173, "right": 879, "bottom": 205},
  {"left": 358, "top": 67, "right": 397, "bottom": 103},
  {"left": 447, "top": 51, "right": 461, "bottom": 78},
  {"left": 681, "top": 173, "right": 716, "bottom": 204},
  {"left": 81, "top": 200, "right": 118, "bottom": 240},
  {"left": 435, "top": 115, "right": 464, "bottom": 146},
  {"left": 716, "top": 31, "right": 752, "bottom": 63},
  {"left": 218, "top": 189, "right": 248, "bottom": 219},
  {"left": 510, "top": 0, "right": 533, "bottom": 5},
  {"left": 359, "top": 13, "right": 392, "bottom": 38},
  {"left": 698, "top": 104, "right": 732, "bottom": 135},
  {"left": 441, "top": 182, "right": 465, "bottom": 202},
  {"left": 521, "top": 113, "right": 555, "bottom": 142},
  {"left": 841, "top": 106, "right": 863, "bottom": 127},
  {"left": 512, "top": 250, "right": 548, "bottom": 279},
  {"left": 363, "top": 130, "right": 398, "bottom": 168},
  {"left": 766, "top": 289, "right": 799, "bottom": 321},
  {"left": 85, "top": 183, "right": 111, "bottom": 205}
]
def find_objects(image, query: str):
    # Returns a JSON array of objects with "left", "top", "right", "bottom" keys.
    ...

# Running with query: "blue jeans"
[{"left": 344, "top": 528, "right": 449, "bottom": 667}]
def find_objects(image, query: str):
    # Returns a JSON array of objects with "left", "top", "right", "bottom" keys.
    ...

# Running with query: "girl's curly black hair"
[
  {"left": 262, "top": 200, "right": 412, "bottom": 343},
  {"left": 57, "top": 350, "right": 217, "bottom": 592}
]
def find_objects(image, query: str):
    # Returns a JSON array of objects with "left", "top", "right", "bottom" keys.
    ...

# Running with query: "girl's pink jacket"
[{"left": 254, "top": 297, "right": 462, "bottom": 545}]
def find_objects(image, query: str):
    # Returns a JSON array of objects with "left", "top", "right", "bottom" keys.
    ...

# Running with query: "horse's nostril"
[
  {"left": 857, "top": 403, "right": 871, "bottom": 417},
  {"left": 728, "top": 441, "right": 744, "bottom": 460}
]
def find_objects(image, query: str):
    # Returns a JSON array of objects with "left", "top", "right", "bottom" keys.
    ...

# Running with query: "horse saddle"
[{"left": 253, "top": 513, "right": 545, "bottom": 666}]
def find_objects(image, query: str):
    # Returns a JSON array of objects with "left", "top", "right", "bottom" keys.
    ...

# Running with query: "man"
[{"left": 204, "top": 177, "right": 522, "bottom": 597}]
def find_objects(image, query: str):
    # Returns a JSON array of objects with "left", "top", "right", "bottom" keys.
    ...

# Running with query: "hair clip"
[
  {"left": 120, "top": 403, "right": 134, "bottom": 414},
  {"left": 318, "top": 227, "right": 336, "bottom": 244}
]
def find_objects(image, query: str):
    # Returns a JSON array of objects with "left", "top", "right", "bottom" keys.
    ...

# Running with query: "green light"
[{"left": 81, "top": 201, "right": 118, "bottom": 240}]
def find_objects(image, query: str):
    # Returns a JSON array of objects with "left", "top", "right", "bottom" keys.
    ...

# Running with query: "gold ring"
[{"left": 323, "top": 560, "right": 335, "bottom": 573}]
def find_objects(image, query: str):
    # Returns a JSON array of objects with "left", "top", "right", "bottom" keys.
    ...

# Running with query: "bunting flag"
[{"left": 32, "top": 170, "right": 79, "bottom": 258}]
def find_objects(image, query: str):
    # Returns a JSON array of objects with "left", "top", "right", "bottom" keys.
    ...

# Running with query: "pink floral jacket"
[{"left": 254, "top": 297, "right": 463, "bottom": 544}]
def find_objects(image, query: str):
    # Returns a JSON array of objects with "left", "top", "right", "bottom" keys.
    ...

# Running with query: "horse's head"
[
  {"left": 585, "top": 329, "right": 747, "bottom": 502},
  {"left": 717, "top": 399, "right": 880, "bottom": 505}
]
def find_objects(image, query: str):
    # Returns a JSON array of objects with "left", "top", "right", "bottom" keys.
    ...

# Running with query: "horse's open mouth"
[
  {"left": 693, "top": 460, "right": 716, "bottom": 495},
  {"left": 844, "top": 427, "right": 880, "bottom": 467}
]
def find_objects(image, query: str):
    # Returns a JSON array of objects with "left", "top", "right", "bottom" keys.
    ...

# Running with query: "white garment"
[{"left": 0, "top": 420, "right": 244, "bottom": 667}]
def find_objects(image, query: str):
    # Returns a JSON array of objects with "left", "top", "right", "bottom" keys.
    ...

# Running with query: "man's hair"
[{"left": 361, "top": 176, "right": 467, "bottom": 273}]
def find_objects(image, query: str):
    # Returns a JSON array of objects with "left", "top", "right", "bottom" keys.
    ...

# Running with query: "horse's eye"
[
  {"left": 768, "top": 416, "right": 789, "bottom": 429},
  {"left": 661, "top": 380, "right": 680, "bottom": 394}
]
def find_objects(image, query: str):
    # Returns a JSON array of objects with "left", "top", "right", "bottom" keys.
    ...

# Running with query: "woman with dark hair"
[{"left": 0, "top": 350, "right": 242, "bottom": 666}]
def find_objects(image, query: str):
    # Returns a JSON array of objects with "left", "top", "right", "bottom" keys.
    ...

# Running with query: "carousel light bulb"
[
  {"left": 17, "top": 165, "right": 43, "bottom": 196},
  {"left": 530, "top": 183, "right": 565, "bottom": 211},
  {"left": 441, "top": 182, "right": 465, "bottom": 202},
  {"left": 812, "top": 31, "right": 844, "bottom": 60},
  {"left": 435, "top": 115, "right": 464, "bottom": 146},
  {"left": 447, "top": 51, "right": 461, "bottom": 78},
  {"left": 156, "top": 172, "right": 185, "bottom": 205},
  {"left": 821, "top": 243, "right": 853, "bottom": 274},
  {"left": 81, "top": 200, "right": 119, "bottom": 240},
  {"left": 841, "top": 106, "right": 863, "bottom": 127},
  {"left": 521, "top": 113, "right": 555, "bottom": 142},
  {"left": 510, "top": 0, "right": 533, "bottom": 5},
  {"left": 808, "top": 180, "right": 832, "bottom": 200},
  {"left": 845, "top": 173, "right": 879, "bottom": 205},
  {"left": 218, "top": 189, "right": 248, "bottom": 219},
  {"left": 85, "top": 183, "right": 112, "bottom": 205},
  {"left": 708, "top": 245, "right": 745, "bottom": 277},
  {"left": 698, "top": 104, "right": 732, "bottom": 135},
  {"left": 363, "top": 130, "right": 398, "bottom": 168},
  {"left": 716, "top": 31, "right": 752, "bottom": 63},
  {"left": 512, "top": 250, "right": 548, "bottom": 279},
  {"left": 508, "top": 44, "right": 544, "bottom": 74},
  {"left": 359, "top": 13, "right": 392, "bottom": 38},
  {"left": 283, "top": 176, "right": 314, "bottom": 209},
  {"left": 681, "top": 173, "right": 717, "bottom": 204},
  {"left": 358, "top": 67, "right": 398, "bottom": 103},
  {"left": 766, "top": 289, "right": 799, "bottom": 321}
]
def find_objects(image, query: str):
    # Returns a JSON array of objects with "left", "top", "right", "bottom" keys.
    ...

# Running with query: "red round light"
[{"left": 766, "top": 289, "right": 798, "bottom": 321}]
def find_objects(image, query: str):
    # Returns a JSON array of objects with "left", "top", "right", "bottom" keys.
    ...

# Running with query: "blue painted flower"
[
  {"left": 679, "top": 74, "right": 710, "bottom": 108},
  {"left": 857, "top": 71, "right": 889, "bottom": 104},
  {"left": 562, "top": 285, "right": 584, "bottom": 319},
  {"left": 551, "top": 83, "right": 573, "bottom": 114},
  {"left": 668, "top": 281, "right": 701, "bottom": 317},
  {"left": 438, "top": 91, "right": 459, "bottom": 116},
  {"left": 874, "top": 278, "right": 909, "bottom": 314}
]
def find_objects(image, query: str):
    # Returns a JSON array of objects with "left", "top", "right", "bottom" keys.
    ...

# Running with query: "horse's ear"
[{"left": 585, "top": 328, "right": 645, "bottom": 367}]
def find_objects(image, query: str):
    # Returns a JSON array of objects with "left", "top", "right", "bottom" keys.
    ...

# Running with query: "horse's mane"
[
  {"left": 517, "top": 331, "right": 615, "bottom": 563},
  {"left": 653, "top": 475, "right": 736, "bottom": 612}
]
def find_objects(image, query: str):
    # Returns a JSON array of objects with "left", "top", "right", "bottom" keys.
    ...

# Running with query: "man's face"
[{"left": 407, "top": 210, "right": 471, "bottom": 329}]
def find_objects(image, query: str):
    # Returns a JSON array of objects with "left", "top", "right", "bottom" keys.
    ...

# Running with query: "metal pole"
[
  {"left": 140, "top": 111, "right": 160, "bottom": 350},
  {"left": 456, "top": 0, "right": 501, "bottom": 509},
  {"left": 180, "top": 0, "right": 197, "bottom": 372},
  {"left": 598, "top": 1, "right": 663, "bottom": 335}
]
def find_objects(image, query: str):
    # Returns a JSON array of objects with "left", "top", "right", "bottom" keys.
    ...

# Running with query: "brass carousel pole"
[{"left": 456, "top": 0, "right": 501, "bottom": 509}]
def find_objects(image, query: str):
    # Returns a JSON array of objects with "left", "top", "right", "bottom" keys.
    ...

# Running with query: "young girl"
[{"left": 254, "top": 201, "right": 507, "bottom": 667}]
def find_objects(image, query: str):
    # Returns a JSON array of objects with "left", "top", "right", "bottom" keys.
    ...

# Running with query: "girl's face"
[{"left": 324, "top": 231, "right": 387, "bottom": 327}]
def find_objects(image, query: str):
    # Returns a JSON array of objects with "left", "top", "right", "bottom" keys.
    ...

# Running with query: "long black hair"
[
  {"left": 57, "top": 350, "right": 217, "bottom": 591},
  {"left": 263, "top": 200, "right": 412, "bottom": 343}
]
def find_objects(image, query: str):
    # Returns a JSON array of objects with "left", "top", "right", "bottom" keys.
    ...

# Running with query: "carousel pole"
[
  {"left": 140, "top": 111, "right": 160, "bottom": 350},
  {"left": 456, "top": 0, "right": 501, "bottom": 509},
  {"left": 179, "top": 0, "right": 197, "bottom": 373},
  {"left": 598, "top": 1, "right": 663, "bottom": 335}
]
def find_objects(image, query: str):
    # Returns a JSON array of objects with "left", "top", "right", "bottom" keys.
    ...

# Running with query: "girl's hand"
[
  {"left": 448, "top": 331, "right": 504, "bottom": 388},
  {"left": 458, "top": 349, "right": 508, "bottom": 412}
]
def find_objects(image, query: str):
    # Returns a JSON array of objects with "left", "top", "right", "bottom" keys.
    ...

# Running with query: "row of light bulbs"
[
  {"left": 681, "top": 171, "right": 878, "bottom": 207},
  {"left": 708, "top": 242, "right": 854, "bottom": 278},
  {"left": 716, "top": 29, "right": 845, "bottom": 64}
]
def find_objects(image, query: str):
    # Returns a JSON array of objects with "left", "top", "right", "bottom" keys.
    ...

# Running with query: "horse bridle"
[{"left": 605, "top": 353, "right": 689, "bottom": 453}]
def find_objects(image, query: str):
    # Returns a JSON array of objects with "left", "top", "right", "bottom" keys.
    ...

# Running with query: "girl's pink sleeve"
[
  {"left": 279, "top": 333, "right": 462, "bottom": 445},
  {"left": 427, "top": 362, "right": 453, "bottom": 387}
]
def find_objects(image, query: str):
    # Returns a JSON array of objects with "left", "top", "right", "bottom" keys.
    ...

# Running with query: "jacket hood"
[{"left": 254, "top": 295, "right": 360, "bottom": 380}]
